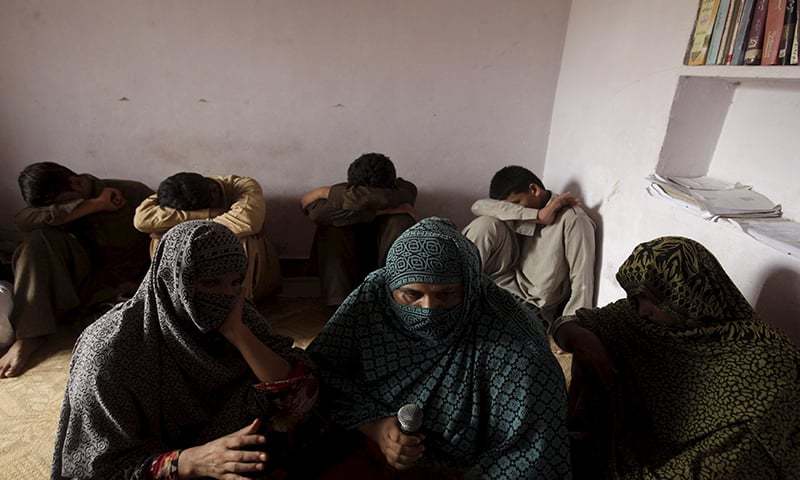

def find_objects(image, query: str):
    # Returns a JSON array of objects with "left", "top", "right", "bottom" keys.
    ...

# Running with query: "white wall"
[
  {"left": 0, "top": 0, "right": 571, "bottom": 257},
  {"left": 545, "top": 0, "right": 800, "bottom": 342},
  {"left": 708, "top": 80, "right": 800, "bottom": 223}
]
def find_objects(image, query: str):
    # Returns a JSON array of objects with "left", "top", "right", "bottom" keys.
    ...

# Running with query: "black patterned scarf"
[
  {"left": 52, "top": 221, "right": 300, "bottom": 479},
  {"left": 577, "top": 237, "right": 800, "bottom": 479},
  {"left": 307, "top": 217, "right": 572, "bottom": 479}
]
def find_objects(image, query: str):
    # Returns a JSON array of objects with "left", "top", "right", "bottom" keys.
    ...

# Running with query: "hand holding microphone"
[
  {"left": 359, "top": 403, "right": 425, "bottom": 471},
  {"left": 397, "top": 403, "right": 423, "bottom": 434}
]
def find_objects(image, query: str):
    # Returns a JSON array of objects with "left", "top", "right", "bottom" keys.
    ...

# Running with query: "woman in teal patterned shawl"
[
  {"left": 308, "top": 217, "right": 571, "bottom": 479},
  {"left": 555, "top": 236, "right": 800, "bottom": 479}
]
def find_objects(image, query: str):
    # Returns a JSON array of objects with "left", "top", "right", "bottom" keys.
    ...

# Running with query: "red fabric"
[{"left": 254, "top": 361, "right": 319, "bottom": 432}]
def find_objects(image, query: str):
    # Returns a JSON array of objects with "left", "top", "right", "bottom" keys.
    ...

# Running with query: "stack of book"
[
  {"left": 686, "top": 0, "right": 799, "bottom": 66},
  {"left": 646, "top": 173, "right": 782, "bottom": 220}
]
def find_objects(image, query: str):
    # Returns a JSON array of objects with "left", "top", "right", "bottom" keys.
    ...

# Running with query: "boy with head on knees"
[
  {"left": 133, "top": 172, "right": 281, "bottom": 301},
  {"left": 301, "top": 153, "right": 418, "bottom": 307},
  {"left": 463, "top": 165, "right": 596, "bottom": 327},
  {"left": 0, "top": 162, "right": 152, "bottom": 378}
]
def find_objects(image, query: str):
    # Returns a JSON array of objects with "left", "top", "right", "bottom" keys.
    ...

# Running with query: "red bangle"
[
  {"left": 255, "top": 361, "right": 309, "bottom": 393},
  {"left": 149, "top": 449, "right": 181, "bottom": 480}
]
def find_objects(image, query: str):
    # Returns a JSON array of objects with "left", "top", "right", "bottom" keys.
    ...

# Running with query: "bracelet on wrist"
[{"left": 149, "top": 449, "right": 182, "bottom": 480}]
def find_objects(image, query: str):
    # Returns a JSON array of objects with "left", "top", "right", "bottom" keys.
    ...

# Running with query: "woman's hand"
[
  {"left": 218, "top": 294, "right": 291, "bottom": 382},
  {"left": 359, "top": 416, "right": 425, "bottom": 470},
  {"left": 178, "top": 418, "right": 268, "bottom": 479},
  {"left": 556, "top": 322, "right": 616, "bottom": 389},
  {"left": 218, "top": 294, "right": 247, "bottom": 345}
]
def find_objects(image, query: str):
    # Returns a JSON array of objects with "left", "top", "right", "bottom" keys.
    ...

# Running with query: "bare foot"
[{"left": 0, "top": 337, "right": 45, "bottom": 378}]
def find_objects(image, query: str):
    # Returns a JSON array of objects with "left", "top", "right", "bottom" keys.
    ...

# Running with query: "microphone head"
[{"left": 397, "top": 403, "right": 423, "bottom": 434}]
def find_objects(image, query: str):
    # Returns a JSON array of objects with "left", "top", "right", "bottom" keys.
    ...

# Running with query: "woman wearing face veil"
[
  {"left": 52, "top": 221, "right": 317, "bottom": 479},
  {"left": 555, "top": 237, "right": 800, "bottom": 479},
  {"left": 308, "top": 217, "right": 571, "bottom": 479}
]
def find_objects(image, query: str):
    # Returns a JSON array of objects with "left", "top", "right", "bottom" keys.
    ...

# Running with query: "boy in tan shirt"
[
  {"left": 463, "top": 165, "right": 596, "bottom": 328},
  {"left": 134, "top": 172, "right": 281, "bottom": 301}
]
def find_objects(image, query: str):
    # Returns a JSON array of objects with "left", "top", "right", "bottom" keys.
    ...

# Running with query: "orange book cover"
[{"left": 762, "top": 0, "right": 788, "bottom": 64}]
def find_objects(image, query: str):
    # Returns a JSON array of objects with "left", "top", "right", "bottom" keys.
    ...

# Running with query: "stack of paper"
[
  {"left": 647, "top": 173, "right": 799, "bottom": 259},
  {"left": 646, "top": 174, "right": 782, "bottom": 221},
  {"left": 727, "top": 219, "right": 800, "bottom": 258}
]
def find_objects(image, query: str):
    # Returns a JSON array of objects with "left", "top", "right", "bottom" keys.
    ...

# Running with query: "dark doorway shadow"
[
  {"left": 563, "top": 180, "right": 604, "bottom": 307},
  {"left": 755, "top": 266, "right": 800, "bottom": 346}
]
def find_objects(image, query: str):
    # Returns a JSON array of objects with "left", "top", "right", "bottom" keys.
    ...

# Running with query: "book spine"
[
  {"left": 688, "top": 0, "right": 723, "bottom": 65},
  {"left": 744, "top": 0, "right": 771, "bottom": 63},
  {"left": 732, "top": 0, "right": 757, "bottom": 64},
  {"left": 722, "top": 0, "right": 744, "bottom": 63},
  {"left": 685, "top": 1, "right": 703, "bottom": 64},
  {"left": 792, "top": 17, "right": 800, "bottom": 62},
  {"left": 779, "top": 0, "right": 797, "bottom": 63},
  {"left": 708, "top": 0, "right": 733, "bottom": 63},
  {"left": 761, "top": 0, "right": 788, "bottom": 64}
]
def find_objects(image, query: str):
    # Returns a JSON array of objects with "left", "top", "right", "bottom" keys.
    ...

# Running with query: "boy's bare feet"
[{"left": 0, "top": 336, "right": 45, "bottom": 378}]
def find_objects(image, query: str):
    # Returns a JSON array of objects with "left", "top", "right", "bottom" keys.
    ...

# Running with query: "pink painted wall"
[{"left": 0, "top": 0, "right": 571, "bottom": 257}]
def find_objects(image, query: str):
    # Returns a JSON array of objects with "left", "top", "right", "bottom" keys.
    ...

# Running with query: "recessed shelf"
[{"left": 652, "top": 73, "right": 800, "bottom": 260}]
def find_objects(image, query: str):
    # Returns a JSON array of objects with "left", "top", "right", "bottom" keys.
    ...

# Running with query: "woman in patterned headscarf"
[
  {"left": 554, "top": 236, "right": 800, "bottom": 480},
  {"left": 52, "top": 221, "right": 317, "bottom": 479},
  {"left": 307, "top": 217, "right": 571, "bottom": 479}
]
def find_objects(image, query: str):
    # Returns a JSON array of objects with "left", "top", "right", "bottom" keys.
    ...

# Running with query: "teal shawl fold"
[{"left": 308, "top": 218, "right": 571, "bottom": 479}]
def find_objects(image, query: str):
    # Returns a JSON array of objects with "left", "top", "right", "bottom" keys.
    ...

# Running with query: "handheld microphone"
[{"left": 397, "top": 403, "right": 423, "bottom": 434}]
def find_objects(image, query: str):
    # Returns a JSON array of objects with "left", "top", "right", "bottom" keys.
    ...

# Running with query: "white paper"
[
  {"left": 728, "top": 219, "right": 800, "bottom": 258},
  {"left": 647, "top": 174, "right": 781, "bottom": 221},
  {"left": 689, "top": 188, "right": 779, "bottom": 215},
  {"left": 667, "top": 175, "right": 746, "bottom": 191},
  {"left": 647, "top": 184, "right": 708, "bottom": 218}
]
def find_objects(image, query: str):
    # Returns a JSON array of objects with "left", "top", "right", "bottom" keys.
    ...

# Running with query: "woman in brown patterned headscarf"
[
  {"left": 52, "top": 221, "right": 317, "bottom": 479},
  {"left": 554, "top": 236, "right": 800, "bottom": 480}
]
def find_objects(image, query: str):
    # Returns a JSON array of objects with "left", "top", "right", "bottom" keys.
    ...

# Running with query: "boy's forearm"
[
  {"left": 60, "top": 199, "right": 99, "bottom": 223},
  {"left": 54, "top": 198, "right": 106, "bottom": 224},
  {"left": 301, "top": 187, "right": 330, "bottom": 210},
  {"left": 305, "top": 199, "right": 376, "bottom": 226},
  {"left": 135, "top": 205, "right": 217, "bottom": 234},
  {"left": 470, "top": 199, "right": 539, "bottom": 222},
  {"left": 536, "top": 202, "right": 558, "bottom": 224},
  {"left": 334, "top": 183, "right": 414, "bottom": 211},
  {"left": 14, "top": 200, "right": 83, "bottom": 230}
]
